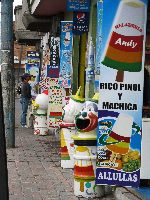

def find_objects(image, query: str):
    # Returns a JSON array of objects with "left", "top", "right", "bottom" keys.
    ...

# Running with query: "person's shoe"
[{"left": 21, "top": 125, "right": 28, "bottom": 128}]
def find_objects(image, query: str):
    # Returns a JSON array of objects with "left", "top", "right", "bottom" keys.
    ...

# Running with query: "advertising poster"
[
  {"left": 73, "top": 12, "right": 89, "bottom": 35},
  {"left": 59, "top": 21, "right": 73, "bottom": 88},
  {"left": 39, "top": 49, "right": 50, "bottom": 92},
  {"left": 27, "top": 51, "right": 40, "bottom": 63},
  {"left": 39, "top": 77, "right": 50, "bottom": 93},
  {"left": 47, "top": 37, "right": 60, "bottom": 78},
  {"left": 96, "top": 0, "right": 148, "bottom": 187},
  {"left": 95, "top": 1, "right": 103, "bottom": 93},
  {"left": 48, "top": 78, "right": 63, "bottom": 128},
  {"left": 26, "top": 51, "right": 40, "bottom": 97},
  {"left": 67, "top": 0, "right": 90, "bottom": 12},
  {"left": 48, "top": 96, "right": 70, "bottom": 128}
]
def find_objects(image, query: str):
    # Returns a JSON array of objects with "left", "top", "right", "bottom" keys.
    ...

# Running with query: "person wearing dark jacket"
[{"left": 20, "top": 73, "right": 31, "bottom": 127}]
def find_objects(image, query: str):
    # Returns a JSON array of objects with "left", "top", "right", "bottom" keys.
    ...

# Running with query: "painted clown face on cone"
[
  {"left": 75, "top": 101, "right": 98, "bottom": 132},
  {"left": 62, "top": 99, "right": 85, "bottom": 124}
]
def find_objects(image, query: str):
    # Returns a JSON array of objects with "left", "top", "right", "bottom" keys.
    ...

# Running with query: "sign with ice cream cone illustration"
[
  {"left": 101, "top": 0, "right": 147, "bottom": 82},
  {"left": 96, "top": 0, "right": 148, "bottom": 187},
  {"left": 59, "top": 21, "right": 73, "bottom": 88}
]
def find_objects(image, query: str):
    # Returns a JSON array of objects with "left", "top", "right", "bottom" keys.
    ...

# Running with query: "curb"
[{"left": 114, "top": 187, "right": 145, "bottom": 200}]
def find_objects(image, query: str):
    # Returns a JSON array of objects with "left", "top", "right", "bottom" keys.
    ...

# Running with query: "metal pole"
[
  {"left": 1, "top": 0, "right": 15, "bottom": 148},
  {"left": 18, "top": 45, "right": 23, "bottom": 84},
  {"left": 0, "top": 73, "right": 9, "bottom": 199}
]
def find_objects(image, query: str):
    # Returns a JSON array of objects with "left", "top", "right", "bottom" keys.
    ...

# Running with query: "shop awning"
[{"left": 31, "top": 0, "right": 67, "bottom": 17}]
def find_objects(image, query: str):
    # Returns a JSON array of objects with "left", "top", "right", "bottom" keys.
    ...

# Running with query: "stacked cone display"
[
  {"left": 60, "top": 87, "right": 85, "bottom": 169},
  {"left": 72, "top": 93, "right": 104, "bottom": 198}
]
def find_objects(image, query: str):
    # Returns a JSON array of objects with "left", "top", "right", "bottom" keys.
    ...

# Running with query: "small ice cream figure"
[
  {"left": 34, "top": 90, "right": 48, "bottom": 115},
  {"left": 33, "top": 90, "right": 49, "bottom": 135},
  {"left": 106, "top": 113, "right": 133, "bottom": 155},
  {"left": 101, "top": 0, "right": 146, "bottom": 82}
]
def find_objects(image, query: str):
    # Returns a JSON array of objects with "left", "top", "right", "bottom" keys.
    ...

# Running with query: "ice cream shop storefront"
[
  {"left": 24, "top": 0, "right": 150, "bottom": 199},
  {"left": 35, "top": 1, "right": 150, "bottom": 198}
]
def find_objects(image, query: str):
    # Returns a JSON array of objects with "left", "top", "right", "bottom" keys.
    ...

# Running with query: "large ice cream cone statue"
[
  {"left": 102, "top": 0, "right": 146, "bottom": 82},
  {"left": 73, "top": 93, "right": 104, "bottom": 198},
  {"left": 106, "top": 113, "right": 133, "bottom": 162},
  {"left": 60, "top": 87, "right": 85, "bottom": 169},
  {"left": 33, "top": 90, "right": 48, "bottom": 135}
]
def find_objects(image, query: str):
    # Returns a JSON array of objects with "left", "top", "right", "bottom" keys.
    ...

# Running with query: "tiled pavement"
[{"left": 7, "top": 98, "right": 115, "bottom": 200}]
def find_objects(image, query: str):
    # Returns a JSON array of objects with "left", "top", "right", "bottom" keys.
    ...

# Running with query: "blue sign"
[
  {"left": 95, "top": 0, "right": 103, "bottom": 75},
  {"left": 67, "top": 0, "right": 90, "bottom": 12},
  {"left": 47, "top": 65, "right": 59, "bottom": 78},
  {"left": 26, "top": 51, "right": 40, "bottom": 97},
  {"left": 59, "top": 21, "right": 73, "bottom": 88},
  {"left": 73, "top": 12, "right": 89, "bottom": 35},
  {"left": 47, "top": 37, "right": 60, "bottom": 78},
  {"left": 96, "top": 0, "right": 148, "bottom": 188}
]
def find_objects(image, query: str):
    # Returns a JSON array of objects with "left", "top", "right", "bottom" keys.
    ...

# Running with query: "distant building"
[{"left": 14, "top": 40, "right": 36, "bottom": 86}]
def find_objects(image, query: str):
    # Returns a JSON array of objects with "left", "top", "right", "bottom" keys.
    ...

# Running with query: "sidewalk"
[
  {"left": 115, "top": 187, "right": 150, "bottom": 200},
  {"left": 8, "top": 98, "right": 149, "bottom": 200},
  {"left": 7, "top": 98, "right": 115, "bottom": 200}
]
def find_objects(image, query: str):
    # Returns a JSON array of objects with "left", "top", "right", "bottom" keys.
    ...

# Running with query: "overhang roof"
[{"left": 32, "top": 0, "right": 66, "bottom": 17}]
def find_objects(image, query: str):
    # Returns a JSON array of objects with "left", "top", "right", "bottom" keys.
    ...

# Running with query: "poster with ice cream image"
[
  {"left": 59, "top": 21, "right": 73, "bottom": 88},
  {"left": 96, "top": 0, "right": 148, "bottom": 187},
  {"left": 101, "top": 0, "right": 147, "bottom": 82},
  {"left": 26, "top": 51, "right": 40, "bottom": 98},
  {"left": 26, "top": 63, "right": 40, "bottom": 97}
]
